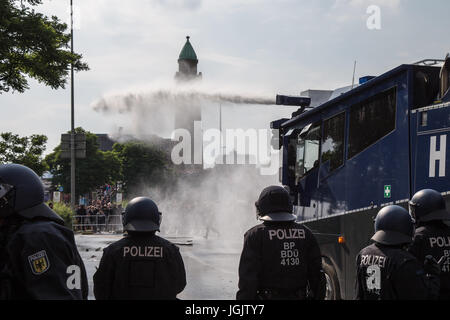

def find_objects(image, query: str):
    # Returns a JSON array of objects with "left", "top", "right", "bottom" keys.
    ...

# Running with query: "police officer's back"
[
  {"left": 93, "top": 197, "right": 186, "bottom": 300},
  {"left": 356, "top": 205, "right": 440, "bottom": 300},
  {"left": 0, "top": 164, "right": 88, "bottom": 299},
  {"left": 236, "top": 186, "right": 325, "bottom": 300},
  {"left": 408, "top": 189, "right": 450, "bottom": 299}
]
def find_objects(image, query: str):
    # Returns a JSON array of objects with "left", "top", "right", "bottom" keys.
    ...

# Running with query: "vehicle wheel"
[{"left": 322, "top": 259, "right": 340, "bottom": 300}]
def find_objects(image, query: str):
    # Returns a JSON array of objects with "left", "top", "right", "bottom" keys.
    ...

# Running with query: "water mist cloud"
[
  {"left": 90, "top": 85, "right": 283, "bottom": 242},
  {"left": 92, "top": 89, "right": 275, "bottom": 114},
  {"left": 135, "top": 165, "right": 279, "bottom": 242},
  {"left": 91, "top": 86, "right": 277, "bottom": 140}
]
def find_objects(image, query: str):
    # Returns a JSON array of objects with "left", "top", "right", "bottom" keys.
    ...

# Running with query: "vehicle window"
[
  {"left": 321, "top": 112, "right": 345, "bottom": 172},
  {"left": 287, "top": 138, "right": 297, "bottom": 180},
  {"left": 295, "top": 140, "right": 304, "bottom": 181},
  {"left": 348, "top": 87, "right": 397, "bottom": 159},
  {"left": 295, "top": 123, "right": 321, "bottom": 183},
  {"left": 413, "top": 70, "right": 440, "bottom": 109}
]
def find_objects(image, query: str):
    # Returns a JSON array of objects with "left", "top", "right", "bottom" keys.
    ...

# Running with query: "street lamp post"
[
  {"left": 219, "top": 103, "right": 226, "bottom": 158},
  {"left": 70, "top": 0, "right": 76, "bottom": 210}
]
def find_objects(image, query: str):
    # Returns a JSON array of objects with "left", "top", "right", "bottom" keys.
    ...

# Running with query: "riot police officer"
[
  {"left": 93, "top": 196, "right": 186, "bottom": 300},
  {"left": 408, "top": 189, "right": 450, "bottom": 299},
  {"left": 356, "top": 205, "right": 440, "bottom": 300},
  {"left": 236, "top": 185, "right": 326, "bottom": 300},
  {"left": 0, "top": 164, "right": 88, "bottom": 299}
]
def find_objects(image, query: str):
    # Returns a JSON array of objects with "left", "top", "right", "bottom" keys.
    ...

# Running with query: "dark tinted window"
[
  {"left": 321, "top": 112, "right": 345, "bottom": 172},
  {"left": 287, "top": 138, "right": 297, "bottom": 181},
  {"left": 348, "top": 87, "right": 397, "bottom": 159},
  {"left": 413, "top": 68, "right": 440, "bottom": 109}
]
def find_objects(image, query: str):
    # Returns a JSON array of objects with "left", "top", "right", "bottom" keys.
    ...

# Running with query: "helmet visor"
[
  {"left": 409, "top": 199, "right": 450, "bottom": 222},
  {"left": 0, "top": 183, "right": 15, "bottom": 217},
  {"left": 408, "top": 201, "right": 417, "bottom": 222},
  {"left": 0, "top": 183, "right": 13, "bottom": 198},
  {"left": 371, "top": 230, "right": 413, "bottom": 245},
  {"left": 124, "top": 219, "right": 160, "bottom": 232},
  {"left": 0, "top": 183, "right": 14, "bottom": 205},
  {"left": 259, "top": 212, "right": 297, "bottom": 222}
]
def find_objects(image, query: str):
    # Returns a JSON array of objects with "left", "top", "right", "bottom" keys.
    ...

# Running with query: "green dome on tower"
[{"left": 178, "top": 36, "right": 198, "bottom": 62}]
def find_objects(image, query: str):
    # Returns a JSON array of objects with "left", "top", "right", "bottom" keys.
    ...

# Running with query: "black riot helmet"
[
  {"left": 371, "top": 205, "right": 415, "bottom": 246},
  {"left": 409, "top": 189, "right": 450, "bottom": 223},
  {"left": 123, "top": 197, "right": 162, "bottom": 232},
  {"left": 0, "top": 164, "right": 63, "bottom": 222},
  {"left": 255, "top": 186, "right": 296, "bottom": 222}
]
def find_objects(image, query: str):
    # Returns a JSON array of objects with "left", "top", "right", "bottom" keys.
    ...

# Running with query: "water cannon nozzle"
[{"left": 276, "top": 95, "right": 311, "bottom": 107}]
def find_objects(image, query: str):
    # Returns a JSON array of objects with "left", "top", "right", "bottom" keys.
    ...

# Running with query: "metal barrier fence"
[{"left": 72, "top": 214, "right": 124, "bottom": 233}]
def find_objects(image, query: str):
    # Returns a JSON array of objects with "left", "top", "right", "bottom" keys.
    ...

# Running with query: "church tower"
[
  {"left": 174, "top": 36, "right": 202, "bottom": 165},
  {"left": 175, "top": 36, "right": 202, "bottom": 82}
]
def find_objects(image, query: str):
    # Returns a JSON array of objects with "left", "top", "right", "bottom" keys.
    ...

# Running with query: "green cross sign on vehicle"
[{"left": 384, "top": 185, "right": 391, "bottom": 199}]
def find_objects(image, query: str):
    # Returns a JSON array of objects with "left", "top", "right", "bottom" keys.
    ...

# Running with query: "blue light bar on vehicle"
[{"left": 359, "top": 76, "right": 376, "bottom": 85}]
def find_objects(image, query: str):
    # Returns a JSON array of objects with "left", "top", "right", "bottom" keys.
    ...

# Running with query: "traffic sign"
[
  {"left": 53, "top": 191, "right": 61, "bottom": 203},
  {"left": 116, "top": 193, "right": 123, "bottom": 204},
  {"left": 60, "top": 133, "right": 86, "bottom": 159}
]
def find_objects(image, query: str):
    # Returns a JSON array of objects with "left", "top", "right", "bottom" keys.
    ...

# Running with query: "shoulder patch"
[{"left": 28, "top": 250, "right": 50, "bottom": 275}]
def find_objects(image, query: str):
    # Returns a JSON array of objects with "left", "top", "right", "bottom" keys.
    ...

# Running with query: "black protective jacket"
[
  {"left": 93, "top": 233, "right": 186, "bottom": 300},
  {"left": 236, "top": 221, "right": 325, "bottom": 300},
  {"left": 356, "top": 242, "right": 439, "bottom": 300},
  {"left": 0, "top": 217, "right": 88, "bottom": 300},
  {"left": 408, "top": 221, "right": 450, "bottom": 299}
]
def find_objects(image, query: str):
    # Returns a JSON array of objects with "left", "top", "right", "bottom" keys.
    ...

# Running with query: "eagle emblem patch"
[{"left": 28, "top": 250, "right": 50, "bottom": 275}]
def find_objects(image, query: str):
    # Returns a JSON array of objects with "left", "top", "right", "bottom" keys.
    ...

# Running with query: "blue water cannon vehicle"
[{"left": 271, "top": 54, "right": 450, "bottom": 299}]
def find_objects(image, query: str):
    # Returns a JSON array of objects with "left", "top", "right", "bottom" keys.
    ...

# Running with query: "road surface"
[{"left": 75, "top": 233, "right": 243, "bottom": 300}]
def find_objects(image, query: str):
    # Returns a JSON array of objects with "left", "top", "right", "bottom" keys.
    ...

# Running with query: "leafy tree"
[
  {"left": 102, "top": 149, "right": 122, "bottom": 185},
  {"left": 113, "top": 141, "right": 172, "bottom": 196},
  {"left": 47, "top": 201, "right": 73, "bottom": 228},
  {"left": 0, "top": 132, "right": 48, "bottom": 175},
  {"left": 45, "top": 128, "right": 121, "bottom": 197},
  {"left": 0, "top": 0, "right": 89, "bottom": 93},
  {"left": 46, "top": 129, "right": 173, "bottom": 199}
]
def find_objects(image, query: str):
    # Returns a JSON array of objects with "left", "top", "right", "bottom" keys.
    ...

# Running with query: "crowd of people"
[
  {"left": 66, "top": 184, "right": 124, "bottom": 233},
  {"left": 74, "top": 200, "right": 123, "bottom": 233}
]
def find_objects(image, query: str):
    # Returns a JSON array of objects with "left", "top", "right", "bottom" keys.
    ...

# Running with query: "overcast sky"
[{"left": 1, "top": 0, "right": 449, "bottom": 155}]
